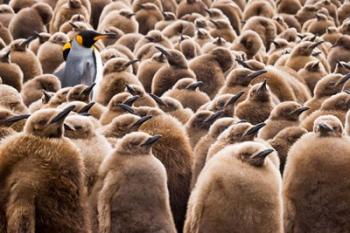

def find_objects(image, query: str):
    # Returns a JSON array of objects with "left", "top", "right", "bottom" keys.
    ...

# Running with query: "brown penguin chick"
[
  {"left": 184, "top": 142, "right": 282, "bottom": 233},
  {"left": 100, "top": 113, "right": 152, "bottom": 140},
  {"left": 137, "top": 52, "right": 167, "bottom": 93},
  {"left": 0, "top": 22, "right": 12, "bottom": 45},
  {"left": 277, "top": 27, "right": 298, "bottom": 42},
  {"left": 66, "top": 83, "right": 95, "bottom": 103},
  {"left": 9, "top": 38, "right": 43, "bottom": 83},
  {"left": 98, "top": 0, "right": 130, "bottom": 24},
  {"left": 28, "top": 32, "right": 51, "bottom": 54},
  {"left": 338, "top": 18, "right": 350, "bottom": 35},
  {"left": 149, "top": 94, "right": 193, "bottom": 124},
  {"left": 152, "top": 46, "right": 196, "bottom": 96},
  {"left": 93, "top": 132, "right": 176, "bottom": 233},
  {"left": 114, "top": 31, "right": 143, "bottom": 52},
  {"left": 186, "top": 110, "right": 224, "bottom": 148},
  {"left": 98, "top": 9, "right": 138, "bottom": 34},
  {"left": 99, "top": 92, "right": 139, "bottom": 125},
  {"left": 322, "top": 26, "right": 342, "bottom": 45},
  {"left": 242, "top": 16, "right": 277, "bottom": 50},
  {"left": 338, "top": 0, "right": 350, "bottom": 24},
  {"left": 243, "top": 0, "right": 275, "bottom": 20},
  {"left": 136, "top": 3, "right": 164, "bottom": 35},
  {"left": 258, "top": 101, "right": 309, "bottom": 140},
  {"left": 176, "top": 0, "right": 207, "bottom": 18},
  {"left": 335, "top": 61, "right": 350, "bottom": 76},
  {"left": 132, "top": 0, "right": 163, "bottom": 12},
  {"left": 201, "top": 36, "right": 231, "bottom": 53},
  {"left": 8, "top": 0, "right": 35, "bottom": 13},
  {"left": 189, "top": 47, "right": 233, "bottom": 98},
  {"left": 232, "top": 30, "right": 265, "bottom": 59},
  {"left": 50, "top": 0, "right": 90, "bottom": 33},
  {"left": 58, "top": 14, "right": 88, "bottom": 33},
  {"left": 0, "top": 50, "right": 22, "bottom": 92},
  {"left": 191, "top": 117, "right": 236, "bottom": 187},
  {"left": 327, "top": 35, "right": 350, "bottom": 72},
  {"left": 108, "top": 44, "right": 139, "bottom": 74},
  {"left": 0, "top": 107, "right": 29, "bottom": 140},
  {"left": 8, "top": 2, "right": 52, "bottom": 39},
  {"left": 0, "top": 84, "right": 28, "bottom": 114},
  {"left": 206, "top": 121, "right": 267, "bottom": 161},
  {"left": 125, "top": 84, "right": 157, "bottom": 107},
  {"left": 161, "top": 19, "right": 196, "bottom": 39},
  {"left": 301, "top": 92, "right": 350, "bottom": 131},
  {"left": 162, "top": 78, "right": 210, "bottom": 112},
  {"left": 154, "top": 11, "right": 176, "bottom": 30},
  {"left": 295, "top": 5, "right": 318, "bottom": 25},
  {"left": 301, "top": 73, "right": 349, "bottom": 119},
  {"left": 297, "top": 61, "right": 328, "bottom": 94},
  {"left": 277, "top": 0, "right": 301, "bottom": 14},
  {"left": 209, "top": 19, "right": 237, "bottom": 42},
  {"left": 96, "top": 58, "right": 142, "bottom": 106},
  {"left": 303, "top": 12, "right": 335, "bottom": 36},
  {"left": 235, "top": 81, "right": 275, "bottom": 124},
  {"left": 37, "top": 32, "right": 69, "bottom": 74},
  {"left": 99, "top": 47, "right": 129, "bottom": 64},
  {"left": 204, "top": 92, "right": 244, "bottom": 117},
  {"left": 58, "top": 100, "right": 104, "bottom": 123},
  {"left": 134, "top": 29, "right": 173, "bottom": 55},
  {"left": 283, "top": 115, "right": 350, "bottom": 233},
  {"left": 211, "top": 0, "right": 242, "bottom": 35},
  {"left": 0, "top": 105, "right": 91, "bottom": 233},
  {"left": 133, "top": 106, "right": 193, "bottom": 233},
  {"left": 28, "top": 91, "right": 54, "bottom": 113},
  {"left": 135, "top": 37, "right": 174, "bottom": 61},
  {"left": 174, "top": 35, "right": 201, "bottom": 60},
  {"left": 0, "top": 5, "right": 14, "bottom": 28},
  {"left": 21, "top": 74, "right": 61, "bottom": 106},
  {"left": 44, "top": 87, "right": 71, "bottom": 108},
  {"left": 268, "top": 126, "right": 307, "bottom": 174},
  {"left": 193, "top": 28, "right": 212, "bottom": 47},
  {"left": 64, "top": 115, "right": 112, "bottom": 194},
  {"left": 90, "top": 0, "right": 111, "bottom": 29}
]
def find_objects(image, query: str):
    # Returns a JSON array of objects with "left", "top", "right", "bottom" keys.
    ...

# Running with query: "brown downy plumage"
[
  {"left": 98, "top": 9, "right": 138, "bottom": 34},
  {"left": 232, "top": 30, "right": 265, "bottom": 59},
  {"left": 9, "top": 38, "right": 43, "bottom": 83},
  {"left": 91, "top": 132, "right": 176, "bottom": 233},
  {"left": 163, "top": 78, "right": 210, "bottom": 112},
  {"left": 338, "top": 0, "right": 350, "bottom": 24},
  {"left": 243, "top": 0, "right": 275, "bottom": 20},
  {"left": 21, "top": 74, "right": 61, "bottom": 106},
  {"left": 38, "top": 32, "right": 69, "bottom": 74},
  {"left": 154, "top": 11, "right": 177, "bottom": 30},
  {"left": 134, "top": 30, "right": 173, "bottom": 57},
  {"left": 209, "top": 19, "right": 237, "bottom": 42},
  {"left": 0, "top": 107, "right": 29, "bottom": 140},
  {"left": 43, "top": 87, "right": 71, "bottom": 108},
  {"left": 203, "top": 92, "right": 244, "bottom": 118},
  {"left": 322, "top": 26, "right": 342, "bottom": 45},
  {"left": 176, "top": 0, "right": 206, "bottom": 18},
  {"left": 211, "top": 0, "right": 242, "bottom": 35},
  {"left": 277, "top": 0, "right": 302, "bottom": 14},
  {"left": 189, "top": 47, "right": 233, "bottom": 98},
  {"left": 185, "top": 142, "right": 282, "bottom": 233},
  {"left": 66, "top": 83, "right": 95, "bottom": 103},
  {"left": 297, "top": 61, "right": 328, "bottom": 94},
  {"left": 0, "top": 50, "right": 22, "bottom": 92},
  {"left": 96, "top": 58, "right": 142, "bottom": 106},
  {"left": 328, "top": 35, "right": 350, "bottom": 72},
  {"left": 124, "top": 84, "right": 156, "bottom": 107},
  {"left": 284, "top": 115, "right": 350, "bottom": 233},
  {"left": 0, "top": 105, "right": 90, "bottom": 233},
  {"left": 258, "top": 101, "right": 309, "bottom": 140},
  {"left": 136, "top": 3, "right": 164, "bottom": 35},
  {"left": 0, "top": 84, "right": 28, "bottom": 114},
  {"left": 0, "top": 5, "right": 14, "bottom": 28},
  {"left": 191, "top": 117, "right": 236, "bottom": 187},
  {"left": 301, "top": 91, "right": 350, "bottom": 131},
  {"left": 303, "top": 12, "right": 335, "bottom": 36},
  {"left": 28, "top": 32, "right": 51, "bottom": 54},
  {"left": 9, "top": 0, "right": 36, "bottom": 13},
  {"left": 235, "top": 80, "right": 275, "bottom": 124},
  {"left": 295, "top": 5, "right": 318, "bottom": 25},
  {"left": 9, "top": 2, "right": 52, "bottom": 39},
  {"left": 152, "top": 46, "right": 196, "bottom": 96},
  {"left": 174, "top": 34, "right": 201, "bottom": 60},
  {"left": 90, "top": 0, "right": 111, "bottom": 29},
  {"left": 0, "top": 22, "right": 12, "bottom": 45}
]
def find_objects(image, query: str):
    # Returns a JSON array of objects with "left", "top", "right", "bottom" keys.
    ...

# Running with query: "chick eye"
[
  {"left": 8, "top": 102, "right": 18, "bottom": 108},
  {"left": 38, "top": 120, "right": 47, "bottom": 126}
]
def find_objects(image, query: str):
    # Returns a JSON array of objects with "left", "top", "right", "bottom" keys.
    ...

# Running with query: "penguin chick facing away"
[
  {"left": 258, "top": 101, "right": 309, "bottom": 140},
  {"left": 64, "top": 115, "right": 112, "bottom": 194},
  {"left": 0, "top": 105, "right": 90, "bottom": 233},
  {"left": 94, "top": 132, "right": 176, "bottom": 233},
  {"left": 0, "top": 84, "right": 28, "bottom": 114},
  {"left": 0, "top": 50, "right": 23, "bottom": 92},
  {"left": 184, "top": 141, "right": 283, "bottom": 233},
  {"left": 283, "top": 115, "right": 350, "bottom": 233}
]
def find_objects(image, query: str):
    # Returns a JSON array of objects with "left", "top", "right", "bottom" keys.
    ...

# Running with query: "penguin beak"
[
  {"left": 94, "top": 32, "right": 117, "bottom": 41},
  {"left": 308, "top": 41, "right": 324, "bottom": 51},
  {"left": 249, "top": 148, "right": 274, "bottom": 166},
  {"left": 126, "top": 84, "right": 137, "bottom": 96},
  {"left": 186, "top": 81, "right": 203, "bottom": 90},
  {"left": 155, "top": 46, "right": 170, "bottom": 57},
  {"left": 337, "top": 60, "right": 344, "bottom": 68},
  {"left": 141, "top": 135, "right": 162, "bottom": 146},
  {"left": 145, "top": 36, "right": 155, "bottom": 42},
  {"left": 64, "top": 123, "right": 75, "bottom": 131},
  {"left": 257, "top": 80, "right": 268, "bottom": 94},
  {"left": 291, "top": 107, "right": 310, "bottom": 116},
  {"left": 124, "top": 59, "right": 139, "bottom": 68},
  {"left": 21, "top": 35, "right": 37, "bottom": 47},
  {"left": 0, "top": 114, "right": 30, "bottom": 126},
  {"left": 242, "top": 122, "right": 266, "bottom": 138},
  {"left": 123, "top": 95, "right": 140, "bottom": 106},
  {"left": 225, "top": 91, "right": 244, "bottom": 107},
  {"left": 49, "top": 105, "right": 75, "bottom": 125},
  {"left": 117, "top": 103, "right": 137, "bottom": 115},
  {"left": 335, "top": 73, "right": 350, "bottom": 86},
  {"left": 149, "top": 93, "right": 166, "bottom": 106},
  {"left": 131, "top": 115, "right": 152, "bottom": 128},
  {"left": 344, "top": 89, "right": 350, "bottom": 94},
  {"left": 311, "top": 61, "right": 320, "bottom": 70},
  {"left": 246, "top": 69, "right": 267, "bottom": 81},
  {"left": 42, "top": 91, "right": 52, "bottom": 104},
  {"left": 318, "top": 123, "right": 333, "bottom": 133},
  {"left": 78, "top": 102, "right": 95, "bottom": 114},
  {"left": 80, "top": 83, "right": 96, "bottom": 96},
  {"left": 209, "top": 19, "right": 219, "bottom": 28},
  {"left": 204, "top": 110, "right": 224, "bottom": 123},
  {"left": 235, "top": 58, "right": 250, "bottom": 69}
]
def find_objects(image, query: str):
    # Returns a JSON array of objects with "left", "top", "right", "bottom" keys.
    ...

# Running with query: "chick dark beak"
[
  {"left": 225, "top": 92, "right": 244, "bottom": 107},
  {"left": 0, "top": 114, "right": 30, "bottom": 125},
  {"left": 252, "top": 148, "right": 274, "bottom": 160},
  {"left": 186, "top": 81, "right": 203, "bottom": 90},
  {"left": 123, "top": 95, "right": 140, "bottom": 106},
  {"left": 124, "top": 59, "right": 139, "bottom": 68},
  {"left": 243, "top": 122, "right": 266, "bottom": 137},
  {"left": 117, "top": 103, "right": 136, "bottom": 115},
  {"left": 235, "top": 58, "right": 250, "bottom": 69},
  {"left": 131, "top": 115, "right": 152, "bottom": 128},
  {"left": 309, "top": 41, "right": 324, "bottom": 51},
  {"left": 155, "top": 46, "right": 170, "bottom": 57},
  {"left": 78, "top": 102, "right": 95, "bottom": 114},
  {"left": 149, "top": 93, "right": 166, "bottom": 106},
  {"left": 49, "top": 105, "right": 75, "bottom": 124},
  {"left": 291, "top": 107, "right": 310, "bottom": 116},
  {"left": 318, "top": 123, "right": 333, "bottom": 133},
  {"left": 257, "top": 80, "right": 267, "bottom": 94},
  {"left": 204, "top": 110, "right": 224, "bottom": 123},
  {"left": 126, "top": 84, "right": 137, "bottom": 96},
  {"left": 142, "top": 135, "right": 162, "bottom": 146},
  {"left": 246, "top": 69, "right": 267, "bottom": 81},
  {"left": 81, "top": 83, "right": 96, "bottom": 96},
  {"left": 335, "top": 73, "right": 350, "bottom": 86}
]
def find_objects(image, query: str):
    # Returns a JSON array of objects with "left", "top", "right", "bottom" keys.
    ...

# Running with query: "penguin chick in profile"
[
  {"left": 0, "top": 50, "right": 23, "bottom": 92},
  {"left": 209, "top": 19, "right": 237, "bottom": 42},
  {"left": 29, "top": 32, "right": 51, "bottom": 54},
  {"left": 9, "top": 38, "right": 43, "bottom": 83},
  {"left": 184, "top": 142, "right": 282, "bottom": 233},
  {"left": 268, "top": 126, "right": 307, "bottom": 174},
  {"left": 135, "top": 3, "right": 164, "bottom": 35},
  {"left": 0, "top": 105, "right": 90, "bottom": 233},
  {"left": 8, "top": 2, "right": 53, "bottom": 39},
  {"left": 96, "top": 58, "right": 142, "bottom": 106},
  {"left": 152, "top": 46, "right": 196, "bottom": 96},
  {"left": 95, "top": 132, "right": 176, "bottom": 233},
  {"left": 327, "top": 35, "right": 350, "bottom": 72},
  {"left": 0, "top": 107, "right": 29, "bottom": 140},
  {"left": 162, "top": 78, "right": 210, "bottom": 112},
  {"left": 283, "top": 115, "right": 350, "bottom": 233},
  {"left": 98, "top": 9, "right": 138, "bottom": 34},
  {"left": 189, "top": 47, "right": 233, "bottom": 98},
  {"left": 301, "top": 92, "right": 350, "bottom": 131},
  {"left": 235, "top": 81, "right": 275, "bottom": 124},
  {"left": 297, "top": 61, "right": 328, "bottom": 94},
  {"left": 232, "top": 30, "right": 265, "bottom": 59},
  {"left": 258, "top": 101, "right": 309, "bottom": 140},
  {"left": 21, "top": 74, "right": 61, "bottom": 106},
  {"left": 38, "top": 32, "right": 69, "bottom": 74},
  {"left": 176, "top": 0, "right": 207, "bottom": 18},
  {"left": 67, "top": 83, "right": 95, "bottom": 103},
  {"left": 64, "top": 115, "right": 112, "bottom": 194},
  {"left": 44, "top": 87, "right": 71, "bottom": 108},
  {"left": 99, "top": 92, "right": 140, "bottom": 125},
  {"left": 0, "top": 84, "right": 28, "bottom": 114},
  {"left": 204, "top": 92, "right": 244, "bottom": 117},
  {"left": 191, "top": 117, "right": 236, "bottom": 187},
  {"left": 125, "top": 84, "right": 157, "bottom": 107}
]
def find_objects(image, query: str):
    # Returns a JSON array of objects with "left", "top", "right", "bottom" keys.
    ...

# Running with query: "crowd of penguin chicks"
[{"left": 1, "top": 0, "right": 350, "bottom": 232}]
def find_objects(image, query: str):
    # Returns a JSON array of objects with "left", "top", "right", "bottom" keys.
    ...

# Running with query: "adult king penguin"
[{"left": 55, "top": 30, "right": 115, "bottom": 91}]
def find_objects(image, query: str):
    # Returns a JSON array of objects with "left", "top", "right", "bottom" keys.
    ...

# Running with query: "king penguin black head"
[{"left": 75, "top": 30, "right": 116, "bottom": 48}]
